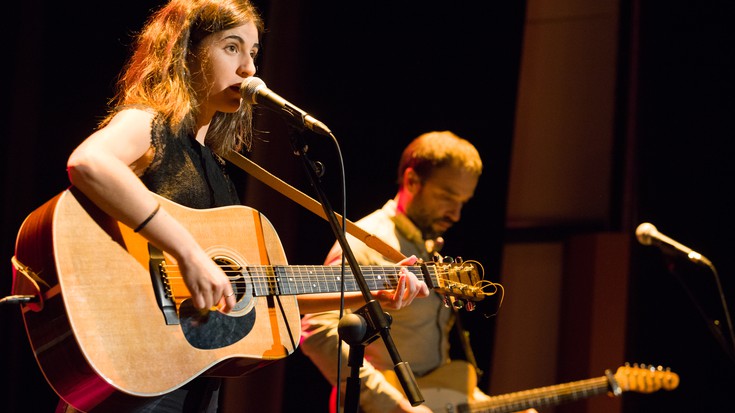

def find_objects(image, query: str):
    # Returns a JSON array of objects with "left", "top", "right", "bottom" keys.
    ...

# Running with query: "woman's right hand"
[{"left": 175, "top": 246, "right": 237, "bottom": 313}]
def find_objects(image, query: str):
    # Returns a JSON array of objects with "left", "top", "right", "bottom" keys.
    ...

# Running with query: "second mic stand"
[{"left": 287, "top": 129, "right": 423, "bottom": 412}]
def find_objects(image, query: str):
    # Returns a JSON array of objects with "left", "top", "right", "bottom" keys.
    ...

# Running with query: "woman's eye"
[{"left": 225, "top": 44, "right": 238, "bottom": 53}]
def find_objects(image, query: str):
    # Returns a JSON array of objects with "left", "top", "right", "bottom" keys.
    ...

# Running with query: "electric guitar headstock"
[{"left": 613, "top": 363, "right": 680, "bottom": 394}]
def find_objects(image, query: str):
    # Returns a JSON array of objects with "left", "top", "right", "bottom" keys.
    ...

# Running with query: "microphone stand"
[
  {"left": 338, "top": 312, "right": 382, "bottom": 413},
  {"left": 285, "top": 128, "right": 423, "bottom": 412},
  {"left": 667, "top": 256, "right": 735, "bottom": 364},
  {"left": 650, "top": 246, "right": 735, "bottom": 364}
]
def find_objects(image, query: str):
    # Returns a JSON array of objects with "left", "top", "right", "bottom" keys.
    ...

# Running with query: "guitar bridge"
[{"left": 148, "top": 244, "right": 179, "bottom": 325}]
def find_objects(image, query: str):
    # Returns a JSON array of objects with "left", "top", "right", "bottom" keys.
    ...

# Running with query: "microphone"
[
  {"left": 240, "top": 76, "right": 332, "bottom": 136},
  {"left": 635, "top": 222, "right": 711, "bottom": 266}
]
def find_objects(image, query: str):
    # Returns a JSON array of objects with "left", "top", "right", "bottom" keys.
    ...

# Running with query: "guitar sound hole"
[{"left": 213, "top": 256, "right": 253, "bottom": 315}]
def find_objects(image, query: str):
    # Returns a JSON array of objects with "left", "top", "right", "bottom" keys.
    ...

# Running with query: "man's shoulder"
[
  {"left": 355, "top": 202, "right": 395, "bottom": 225},
  {"left": 354, "top": 209, "right": 397, "bottom": 238}
]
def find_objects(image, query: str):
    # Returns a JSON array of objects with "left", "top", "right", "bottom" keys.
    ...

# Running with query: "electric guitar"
[
  {"left": 381, "top": 360, "right": 679, "bottom": 413},
  {"left": 11, "top": 187, "right": 491, "bottom": 412}
]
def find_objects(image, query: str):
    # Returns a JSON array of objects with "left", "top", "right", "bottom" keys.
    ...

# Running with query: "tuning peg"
[
  {"left": 442, "top": 295, "right": 451, "bottom": 308},
  {"left": 453, "top": 299, "right": 464, "bottom": 310},
  {"left": 455, "top": 256, "right": 463, "bottom": 263},
  {"left": 465, "top": 301, "right": 476, "bottom": 312},
  {"left": 442, "top": 256, "right": 455, "bottom": 263}
]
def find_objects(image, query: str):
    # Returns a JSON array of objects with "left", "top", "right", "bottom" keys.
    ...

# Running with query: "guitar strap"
[{"left": 224, "top": 150, "right": 406, "bottom": 263}]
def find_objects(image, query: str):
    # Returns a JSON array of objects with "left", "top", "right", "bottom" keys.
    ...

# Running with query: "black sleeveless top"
[
  {"left": 140, "top": 113, "right": 240, "bottom": 209},
  {"left": 108, "top": 112, "right": 236, "bottom": 412}
]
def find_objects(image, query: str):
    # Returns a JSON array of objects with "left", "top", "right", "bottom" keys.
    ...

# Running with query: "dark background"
[{"left": 1, "top": 1, "right": 734, "bottom": 412}]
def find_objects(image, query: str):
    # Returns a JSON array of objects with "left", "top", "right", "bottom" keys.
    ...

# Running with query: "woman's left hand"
[{"left": 374, "top": 255, "right": 431, "bottom": 309}]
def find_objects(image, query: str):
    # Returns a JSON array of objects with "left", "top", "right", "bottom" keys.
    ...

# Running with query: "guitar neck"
[
  {"left": 247, "top": 264, "right": 435, "bottom": 296},
  {"left": 467, "top": 376, "right": 610, "bottom": 413}
]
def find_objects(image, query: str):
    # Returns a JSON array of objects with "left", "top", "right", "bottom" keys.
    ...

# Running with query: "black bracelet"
[{"left": 133, "top": 203, "right": 161, "bottom": 233}]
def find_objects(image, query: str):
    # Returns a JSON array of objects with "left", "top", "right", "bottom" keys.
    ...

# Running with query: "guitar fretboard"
[
  {"left": 246, "top": 264, "right": 436, "bottom": 296},
  {"left": 465, "top": 376, "right": 610, "bottom": 413}
]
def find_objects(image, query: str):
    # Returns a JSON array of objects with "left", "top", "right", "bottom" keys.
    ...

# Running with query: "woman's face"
[{"left": 190, "top": 21, "right": 259, "bottom": 120}]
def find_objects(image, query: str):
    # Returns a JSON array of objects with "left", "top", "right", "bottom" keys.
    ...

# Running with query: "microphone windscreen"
[
  {"left": 240, "top": 76, "right": 266, "bottom": 104},
  {"left": 635, "top": 222, "right": 656, "bottom": 246}
]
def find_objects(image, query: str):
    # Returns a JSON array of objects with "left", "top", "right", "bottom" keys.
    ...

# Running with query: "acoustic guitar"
[{"left": 11, "top": 187, "right": 490, "bottom": 412}]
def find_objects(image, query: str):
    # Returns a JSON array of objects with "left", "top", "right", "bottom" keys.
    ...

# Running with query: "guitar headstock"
[
  {"left": 424, "top": 258, "right": 500, "bottom": 309},
  {"left": 614, "top": 362, "right": 680, "bottom": 394}
]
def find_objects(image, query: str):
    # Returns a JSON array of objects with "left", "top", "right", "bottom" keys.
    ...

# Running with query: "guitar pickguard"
[{"left": 179, "top": 299, "right": 256, "bottom": 350}]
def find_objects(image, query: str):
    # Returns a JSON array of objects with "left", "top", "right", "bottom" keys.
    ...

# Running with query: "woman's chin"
[{"left": 220, "top": 101, "right": 242, "bottom": 113}]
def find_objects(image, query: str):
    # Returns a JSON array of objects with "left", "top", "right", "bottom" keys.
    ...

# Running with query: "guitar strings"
[
  {"left": 159, "top": 265, "right": 499, "bottom": 288},
  {"left": 158, "top": 260, "right": 504, "bottom": 302},
  {"left": 471, "top": 365, "right": 674, "bottom": 409}
]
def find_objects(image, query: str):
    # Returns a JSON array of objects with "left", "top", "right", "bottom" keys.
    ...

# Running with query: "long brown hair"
[{"left": 105, "top": 0, "right": 264, "bottom": 155}]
